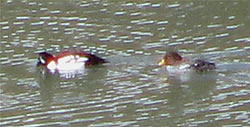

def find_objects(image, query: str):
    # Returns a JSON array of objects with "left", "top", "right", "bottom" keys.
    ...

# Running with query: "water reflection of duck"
[
  {"left": 164, "top": 71, "right": 217, "bottom": 117},
  {"left": 38, "top": 64, "right": 108, "bottom": 105},
  {"left": 158, "top": 51, "right": 216, "bottom": 73},
  {"left": 37, "top": 51, "right": 107, "bottom": 73}
]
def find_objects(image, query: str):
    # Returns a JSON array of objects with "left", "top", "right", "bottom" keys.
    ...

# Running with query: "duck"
[
  {"left": 158, "top": 51, "right": 216, "bottom": 73},
  {"left": 37, "top": 51, "right": 107, "bottom": 72}
]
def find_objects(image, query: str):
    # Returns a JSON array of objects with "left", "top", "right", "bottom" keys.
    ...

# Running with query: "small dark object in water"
[{"left": 191, "top": 59, "right": 216, "bottom": 72}]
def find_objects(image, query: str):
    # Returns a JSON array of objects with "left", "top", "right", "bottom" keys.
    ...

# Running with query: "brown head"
[{"left": 158, "top": 51, "right": 183, "bottom": 66}]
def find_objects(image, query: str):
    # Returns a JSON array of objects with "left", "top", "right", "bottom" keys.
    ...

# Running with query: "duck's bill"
[{"left": 158, "top": 59, "right": 165, "bottom": 66}]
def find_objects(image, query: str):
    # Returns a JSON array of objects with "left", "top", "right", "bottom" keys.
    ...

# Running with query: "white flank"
[
  {"left": 165, "top": 64, "right": 192, "bottom": 82},
  {"left": 179, "top": 64, "right": 190, "bottom": 70},
  {"left": 47, "top": 61, "right": 57, "bottom": 70},
  {"left": 166, "top": 64, "right": 190, "bottom": 73},
  {"left": 55, "top": 55, "right": 88, "bottom": 71}
]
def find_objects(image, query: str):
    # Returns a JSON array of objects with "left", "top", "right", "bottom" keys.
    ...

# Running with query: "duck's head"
[
  {"left": 158, "top": 51, "right": 183, "bottom": 66},
  {"left": 37, "top": 52, "right": 54, "bottom": 66}
]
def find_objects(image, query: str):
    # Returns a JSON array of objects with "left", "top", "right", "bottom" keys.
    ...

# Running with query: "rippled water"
[{"left": 1, "top": 0, "right": 250, "bottom": 126}]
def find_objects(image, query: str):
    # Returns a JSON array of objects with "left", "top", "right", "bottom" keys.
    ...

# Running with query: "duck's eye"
[{"left": 39, "top": 56, "right": 46, "bottom": 64}]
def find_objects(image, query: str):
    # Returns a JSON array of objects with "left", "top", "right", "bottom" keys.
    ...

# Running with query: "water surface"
[{"left": 1, "top": 0, "right": 250, "bottom": 126}]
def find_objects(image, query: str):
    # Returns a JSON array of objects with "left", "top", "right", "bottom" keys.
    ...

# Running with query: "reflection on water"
[{"left": 1, "top": 0, "right": 250, "bottom": 126}]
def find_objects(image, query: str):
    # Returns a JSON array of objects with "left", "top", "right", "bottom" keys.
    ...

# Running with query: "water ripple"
[{"left": 1, "top": 0, "right": 250, "bottom": 126}]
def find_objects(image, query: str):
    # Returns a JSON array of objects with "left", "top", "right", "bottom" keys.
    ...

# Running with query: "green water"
[{"left": 1, "top": 0, "right": 250, "bottom": 126}]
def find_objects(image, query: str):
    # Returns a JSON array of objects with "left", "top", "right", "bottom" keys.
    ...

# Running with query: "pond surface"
[{"left": 1, "top": 0, "right": 250, "bottom": 126}]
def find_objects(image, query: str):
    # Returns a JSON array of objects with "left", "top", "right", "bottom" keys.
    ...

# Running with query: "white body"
[
  {"left": 47, "top": 55, "right": 88, "bottom": 72},
  {"left": 165, "top": 64, "right": 191, "bottom": 73},
  {"left": 165, "top": 64, "right": 193, "bottom": 82}
]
